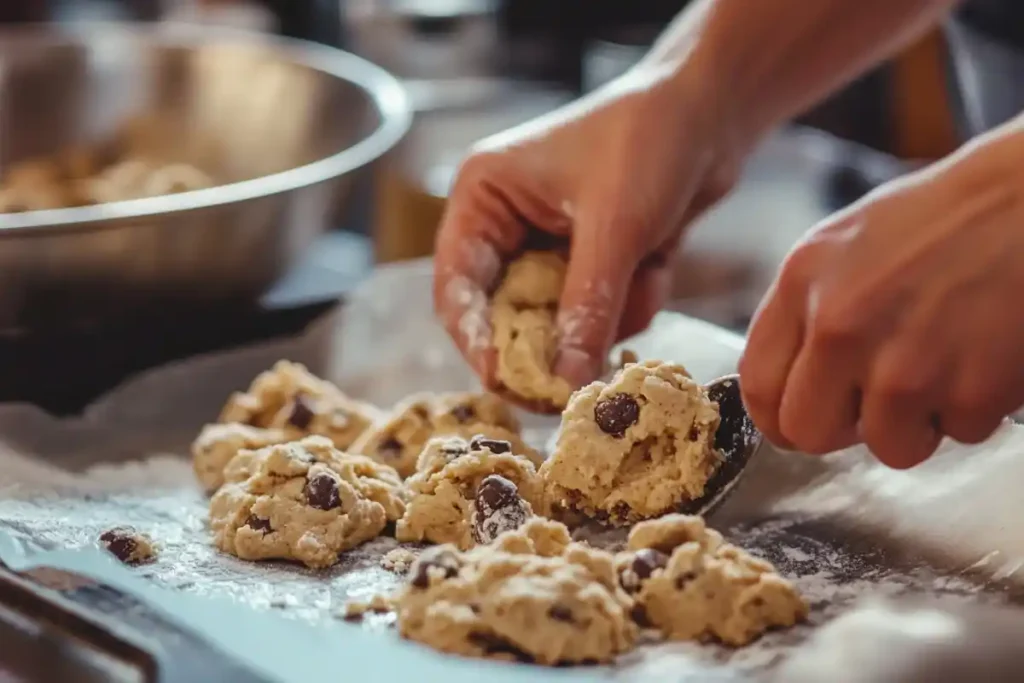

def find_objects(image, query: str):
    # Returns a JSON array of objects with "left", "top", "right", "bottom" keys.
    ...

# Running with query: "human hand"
[
  {"left": 740, "top": 123, "right": 1024, "bottom": 467},
  {"left": 433, "top": 64, "right": 742, "bottom": 392}
]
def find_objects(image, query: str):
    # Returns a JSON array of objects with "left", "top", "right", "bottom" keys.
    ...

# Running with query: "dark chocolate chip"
[
  {"left": 409, "top": 547, "right": 461, "bottom": 588},
  {"left": 245, "top": 515, "right": 272, "bottom": 534},
  {"left": 450, "top": 404, "right": 476, "bottom": 423},
  {"left": 469, "top": 435, "right": 511, "bottom": 454},
  {"left": 631, "top": 549, "right": 669, "bottom": 581},
  {"left": 630, "top": 604, "right": 653, "bottom": 627},
  {"left": 99, "top": 528, "right": 138, "bottom": 563},
  {"left": 687, "top": 425, "right": 700, "bottom": 441},
  {"left": 439, "top": 441, "right": 470, "bottom": 459},
  {"left": 548, "top": 605, "right": 574, "bottom": 623},
  {"left": 594, "top": 394, "right": 640, "bottom": 436},
  {"left": 304, "top": 473, "right": 341, "bottom": 510},
  {"left": 287, "top": 395, "right": 316, "bottom": 430},
  {"left": 467, "top": 632, "right": 535, "bottom": 663},
  {"left": 378, "top": 437, "right": 403, "bottom": 459},
  {"left": 473, "top": 475, "right": 528, "bottom": 544},
  {"left": 611, "top": 502, "right": 631, "bottom": 521}
]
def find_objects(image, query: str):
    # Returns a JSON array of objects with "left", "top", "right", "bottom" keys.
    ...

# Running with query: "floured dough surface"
[
  {"left": 219, "top": 360, "right": 381, "bottom": 450},
  {"left": 209, "top": 437, "right": 396, "bottom": 568},
  {"left": 395, "top": 518, "right": 636, "bottom": 665},
  {"left": 541, "top": 360, "right": 721, "bottom": 525},
  {"left": 352, "top": 391, "right": 539, "bottom": 478},
  {"left": 396, "top": 436, "right": 540, "bottom": 550},
  {"left": 191, "top": 423, "right": 290, "bottom": 493},
  {"left": 618, "top": 514, "right": 807, "bottom": 645},
  {"left": 490, "top": 251, "right": 573, "bottom": 411}
]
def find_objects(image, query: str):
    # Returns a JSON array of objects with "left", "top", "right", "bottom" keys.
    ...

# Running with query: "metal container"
[{"left": 0, "top": 21, "right": 410, "bottom": 330}]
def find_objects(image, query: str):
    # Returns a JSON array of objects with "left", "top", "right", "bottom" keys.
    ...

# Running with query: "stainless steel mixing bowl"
[{"left": 0, "top": 21, "right": 411, "bottom": 330}]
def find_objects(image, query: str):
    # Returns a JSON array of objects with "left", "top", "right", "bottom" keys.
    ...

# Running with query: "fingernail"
[{"left": 554, "top": 347, "right": 600, "bottom": 388}]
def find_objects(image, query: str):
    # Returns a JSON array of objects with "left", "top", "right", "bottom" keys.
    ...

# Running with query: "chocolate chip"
[
  {"left": 674, "top": 571, "right": 698, "bottom": 590},
  {"left": 287, "top": 395, "right": 315, "bottom": 430},
  {"left": 450, "top": 404, "right": 476, "bottom": 423},
  {"left": 631, "top": 549, "right": 669, "bottom": 581},
  {"left": 439, "top": 441, "right": 470, "bottom": 459},
  {"left": 548, "top": 605, "right": 574, "bottom": 623},
  {"left": 304, "top": 473, "right": 341, "bottom": 510},
  {"left": 473, "top": 475, "right": 529, "bottom": 544},
  {"left": 409, "top": 547, "right": 461, "bottom": 588},
  {"left": 378, "top": 437, "right": 403, "bottom": 459},
  {"left": 99, "top": 528, "right": 138, "bottom": 564},
  {"left": 594, "top": 394, "right": 640, "bottom": 436},
  {"left": 245, "top": 515, "right": 272, "bottom": 534},
  {"left": 467, "top": 632, "right": 535, "bottom": 663},
  {"left": 469, "top": 435, "right": 511, "bottom": 454},
  {"left": 611, "top": 502, "right": 631, "bottom": 521},
  {"left": 687, "top": 425, "right": 700, "bottom": 441},
  {"left": 630, "top": 604, "right": 653, "bottom": 627}
]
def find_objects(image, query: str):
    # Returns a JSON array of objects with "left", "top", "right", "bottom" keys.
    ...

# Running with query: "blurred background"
[{"left": 0, "top": 0, "right": 1020, "bottom": 412}]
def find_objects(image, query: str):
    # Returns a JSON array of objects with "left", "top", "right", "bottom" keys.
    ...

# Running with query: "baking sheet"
[{"left": 0, "top": 259, "right": 1021, "bottom": 683}]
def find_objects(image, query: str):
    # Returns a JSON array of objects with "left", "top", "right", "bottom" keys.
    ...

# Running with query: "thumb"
[{"left": 554, "top": 217, "right": 638, "bottom": 387}]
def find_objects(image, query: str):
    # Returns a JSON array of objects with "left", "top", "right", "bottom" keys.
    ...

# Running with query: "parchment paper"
[{"left": 0, "top": 259, "right": 1022, "bottom": 683}]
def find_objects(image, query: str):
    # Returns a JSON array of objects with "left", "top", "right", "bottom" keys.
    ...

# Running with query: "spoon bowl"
[{"left": 680, "top": 374, "right": 763, "bottom": 517}]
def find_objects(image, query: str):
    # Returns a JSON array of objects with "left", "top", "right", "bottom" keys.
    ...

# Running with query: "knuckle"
[
  {"left": 808, "top": 296, "right": 859, "bottom": 346},
  {"left": 774, "top": 244, "right": 815, "bottom": 298}
]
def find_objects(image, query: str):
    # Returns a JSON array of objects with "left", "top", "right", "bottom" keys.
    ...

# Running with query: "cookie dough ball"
[
  {"left": 395, "top": 435, "right": 541, "bottom": 550},
  {"left": 191, "top": 422, "right": 291, "bottom": 493},
  {"left": 490, "top": 251, "right": 573, "bottom": 412},
  {"left": 540, "top": 360, "right": 721, "bottom": 525},
  {"left": 209, "top": 438, "right": 393, "bottom": 568},
  {"left": 220, "top": 360, "right": 381, "bottom": 451},
  {"left": 395, "top": 518, "right": 636, "bottom": 665},
  {"left": 99, "top": 527, "right": 157, "bottom": 565},
  {"left": 353, "top": 391, "right": 540, "bottom": 478},
  {"left": 617, "top": 514, "right": 807, "bottom": 646}
]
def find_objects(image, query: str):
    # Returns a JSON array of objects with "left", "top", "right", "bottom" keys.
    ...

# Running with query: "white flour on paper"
[{"left": 0, "top": 260, "right": 1021, "bottom": 682}]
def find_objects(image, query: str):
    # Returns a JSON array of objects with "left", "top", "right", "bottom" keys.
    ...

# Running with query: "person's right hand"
[{"left": 433, "top": 63, "right": 746, "bottom": 393}]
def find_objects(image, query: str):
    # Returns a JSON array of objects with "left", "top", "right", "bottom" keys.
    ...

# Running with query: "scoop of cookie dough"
[
  {"left": 395, "top": 435, "right": 541, "bottom": 550},
  {"left": 395, "top": 518, "right": 636, "bottom": 665},
  {"left": 490, "top": 251, "right": 573, "bottom": 412},
  {"left": 209, "top": 438, "right": 393, "bottom": 568},
  {"left": 541, "top": 360, "right": 722, "bottom": 525},
  {"left": 191, "top": 422, "right": 291, "bottom": 493},
  {"left": 617, "top": 514, "right": 807, "bottom": 646},
  {"left": 222, "top": 435, "right": 406, "bottom": 522},
  {"left": 352, "top": 391, "right": 540, "bottom": 478},
  {"left": 219, "top": 360, "right": 381, "bottom": 450}
]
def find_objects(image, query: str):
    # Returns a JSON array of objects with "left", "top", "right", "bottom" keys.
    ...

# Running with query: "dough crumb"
[
  {"left": 341, "top": 594, "right": 395, "bottom": 621},
  {"left": 99, "top": 527, "right": 157, "bottom": 565},
  {"left": 381, "top": 547, "right": 419, "bottom": 574}
]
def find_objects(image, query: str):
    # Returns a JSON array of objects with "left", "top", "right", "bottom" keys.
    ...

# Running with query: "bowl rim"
[{"left": 0, "top": 21, "right": 413, "bottom": 235}]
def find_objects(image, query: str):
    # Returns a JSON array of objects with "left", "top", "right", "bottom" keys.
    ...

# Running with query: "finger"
[
  {"left": 554, "top": 213, "right": 640, "bottom": 387},
  {"left": 739, "top": 248, "right": 815, "bottom": 450},
  {"left": 615, "top": 262, "right": 673, "bottom": 342},
  {"left": 433, "top": 177, "right": 528, "bottom": 385},
  {"left": 859, "top": 338, "right": 944, "bottom": 469},
  {"left": 777, "top": 334, "right": 862, "bottom": 455}
]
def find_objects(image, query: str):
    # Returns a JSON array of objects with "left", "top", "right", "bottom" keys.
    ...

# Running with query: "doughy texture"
[
  {"left": 396, "top": 436, "right": 540, "bottom": 550},
  {"left": 490, "top": 251, "right": 572, "bottom": 411},
  {"left": 222, "top": 436, "right": 406, "bottom": 522},
  {"left": 353, "top": 391, "right": 539, "bottom": 478},
  {"left": 191, "top": 423, "right": 290, "bottom": 493},
  {"left": 99, "top": 527, "right": 157, "bottom": 565},
  {"left": 618, "top": 514, "right": 807, "bottom": 646},
  {"left": 209, "top": 438, "right": 392, "bottom": 568},
  {"left": 219, "top": 360, "right": 381, "bottom": 450},
  {"left": 541, "top": 360, "right": 722, "bottom": 525},
  {"left": 395, "top": 518, "right": 636, "bottom": 665}
]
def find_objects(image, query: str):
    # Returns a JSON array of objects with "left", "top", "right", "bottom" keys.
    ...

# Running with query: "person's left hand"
[{"left": 739, "top": 122, "right": 1024, "bottom": 468}]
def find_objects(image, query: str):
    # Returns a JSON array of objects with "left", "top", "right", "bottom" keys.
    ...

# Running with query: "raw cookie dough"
[
  {"left": 220, "top": 360, "right": 381, "bottom": 450},
  {"left": 99, "top": 527, "right": 157, "bottom": 565},
  {"left": 541, "top": 360, "right": 722, "bottom": 525},
  {"left": 381, "top": 547, "right": 418, "bottom": 574},
  {"left": 395, "top": 435, "right": 540, "bottom": 550},
  {"left": 209, "top": 438, "right": 395, "bottom": 568},
  {"left": 394, "top": 518, "right": 636, "bottom": 665},
  {"left": 617, "top": 514, "right": 807, "bottom": 646},
  {"left": 222, "top": 436, "right": 406, "bottom": 522},
  {"left": 352, "top": 391, "right": 540, "bottom": 478},
  {"left": 191, "top": 422, "right": 290, "bottom": 493},
  {"left": 490, "top": 251, "right": 573, "bottom": 411}
]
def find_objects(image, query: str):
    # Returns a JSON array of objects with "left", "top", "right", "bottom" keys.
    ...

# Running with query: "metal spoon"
[{"left": 679, "top": 374, "right": 763, "bottom": 517}]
